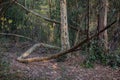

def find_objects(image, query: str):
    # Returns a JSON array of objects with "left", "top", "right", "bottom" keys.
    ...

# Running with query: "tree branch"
[
  {"left": 0, "top": 33, "right": 33, "bottom": 41},
  {"left": 17, "top": 43, "right": 60, "bottom": 60},
  {"left": 14, "top": 1, "right": 80, "bottom": 31},
  {"left": 17, "top": 20, "right": 117, "bottom": 63},
  {"left": 15, "top": 1, "right": 60, "bottom": 24}
]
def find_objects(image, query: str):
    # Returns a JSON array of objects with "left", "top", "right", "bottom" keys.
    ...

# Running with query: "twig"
[{"left": 0, "top": 33, "right": 33, "bottom": 41}]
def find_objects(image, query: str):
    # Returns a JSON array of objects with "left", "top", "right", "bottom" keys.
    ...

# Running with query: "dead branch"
[
  {"left": 15, "top": 1, "right": 60, "bottom": 24},
  {"left": 17, "top": 43, "right": 60, "bottom": 60},
  {"left": 0, "top": 33, "right": 33, "bottom": 41},
  {"left": 17, "top": 20, "right": 116, "bottom": 63},
  {"left": 14, "top": 1, "right": 80, "bottom": 32}
]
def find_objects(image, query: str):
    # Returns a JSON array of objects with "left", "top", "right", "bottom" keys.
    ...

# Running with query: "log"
[{"left": 17, "top": 43, "right": 60, "bottom": 60}]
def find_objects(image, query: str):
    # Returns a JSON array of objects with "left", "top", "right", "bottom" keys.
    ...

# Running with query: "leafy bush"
[
  {"left": 107, "top": 48, "right": 120, "bottom": 68},
  {"left": 84, "top": 39, "right": 120, "bottom": 68}
]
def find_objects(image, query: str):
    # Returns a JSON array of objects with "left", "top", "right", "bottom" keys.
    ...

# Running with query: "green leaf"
[{"left": 8, "top": 19, "right": 13, "bottom": 24}]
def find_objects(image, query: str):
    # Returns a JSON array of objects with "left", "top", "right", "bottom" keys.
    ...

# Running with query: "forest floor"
[{"left": 0, "top": 42, "right": 120, "bottom": 80}]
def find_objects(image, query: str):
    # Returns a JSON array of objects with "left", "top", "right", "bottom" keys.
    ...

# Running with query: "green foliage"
[
  {"left": 0, "top": 0, "right": 25, "bottom": 34},
  {"left": 109, "top": 0, "right": 120, "bottom": 11},
  {"left": 83, "top": 39, "right": 105, "bottom": 68},
  {"left": 0, "top": 17, "right": 13, "bottom": 31},
  {"left": 5, "top": 4, "right": 25, "bottom": 28},
  {"left": 84, "top": 39, "right": 120, "bottom": 68},
  {"left": 107, "top": 48, "right": 120, "bottom": 68}
]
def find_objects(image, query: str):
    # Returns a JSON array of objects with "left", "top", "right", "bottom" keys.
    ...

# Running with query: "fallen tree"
[
  {"left": 17, "top": 20, "right": 117, "bottom": 63},
  {"left": 17, "top": 43, "right": 60, "bottom": 60}
]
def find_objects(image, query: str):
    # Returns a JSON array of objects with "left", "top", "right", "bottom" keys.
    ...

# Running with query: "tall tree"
[
  {"left": 98, "top": 0, "right": 109, "bottom": 52},
  {"left": 57, "top": 0, "right": 70, "bottom": 61},
  {"left": 60, "top": 0, "right": 70, "bottom": 51},
  {"left": 86, "top": 0, "right": 90, "bottom": 53}
]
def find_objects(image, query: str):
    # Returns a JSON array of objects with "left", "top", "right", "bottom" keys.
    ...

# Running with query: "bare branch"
[
  {"left": 17, "top": 20, "right": 116, "bottom": 63},
  {"left": 0, "top": 33, "right": 33, "bottom": 41},
  {"left": 14, "top": 1, "right": 60, "bottom": 24},
  {"left": 14, "top": 1, "right": 79, "bottom": 31},
  {"left": 17, "top": 43, "right": 60, "bottom": 60}
]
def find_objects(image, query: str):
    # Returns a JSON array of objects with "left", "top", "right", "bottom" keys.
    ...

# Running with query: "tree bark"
[
  {"left": 60, "top": 0, "right": 70, "bottom": 51},
  {"left": 86, "top": 0, "right": 90, "bottom": 53},
  {"left": 98, "top": 0, "right": 109, "bottom": 52},
  {"left": 17, "top": 43, "right": 60, "bottom": 60},
  {"left": 56, "top": 0, "right": 70, "bottom": 61}
]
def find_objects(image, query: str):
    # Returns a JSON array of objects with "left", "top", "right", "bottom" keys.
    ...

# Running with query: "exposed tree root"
[{"left": 17, "top": 20, "right": 116, "bottom": 63}]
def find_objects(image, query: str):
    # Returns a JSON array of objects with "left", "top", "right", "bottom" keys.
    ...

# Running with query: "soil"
[{"left": 0, "top": 42, "right": 120, "bottom": 80}]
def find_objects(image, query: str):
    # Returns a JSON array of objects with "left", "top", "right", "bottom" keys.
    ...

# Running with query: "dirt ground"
[{"left": 0, "top": 42, "right": 120, "bottom": 80}]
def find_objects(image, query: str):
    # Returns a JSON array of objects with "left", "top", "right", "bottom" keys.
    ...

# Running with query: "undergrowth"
[{"left": 83, "top": 39, "right": 120, "bottom": 68}]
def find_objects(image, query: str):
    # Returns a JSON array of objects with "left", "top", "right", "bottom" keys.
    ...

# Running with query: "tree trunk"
[
  {"left": 57, "top": 0, "right": 70, "bottom": 61},
  {"left": 98, "top": 0, "right": 109, "bottom": 52},
  {"left": 86, "top": 0, "right": 90, "bottom": 53},
  {"left": 60, "top": 0, "right": 70, "bottom": 51}
]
